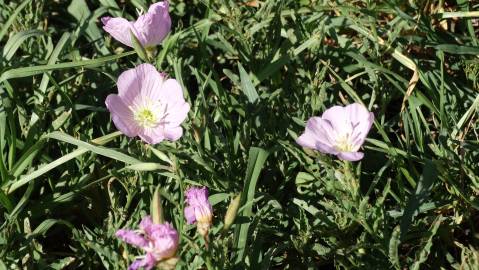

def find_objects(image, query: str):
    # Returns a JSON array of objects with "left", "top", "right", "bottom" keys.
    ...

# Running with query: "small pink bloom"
[
  {"left": 184, "top": 187, "right": 213, "bottom": 236},
  {"left": 105, "top": 63, "right": 190, "bottom": 144},
  {"left": 102, "top": 1, "right": 171, "bottom": 48},
  {"left": 116, "top": 216, "right": 179, "bottom": 270},
  {"left": 296, "top": 103, "right": 374, "bottom": 161}
]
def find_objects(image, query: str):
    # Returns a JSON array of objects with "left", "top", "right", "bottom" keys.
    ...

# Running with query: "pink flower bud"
[{"left": 102, "top": 1, "right": 171, "bottom": 48}]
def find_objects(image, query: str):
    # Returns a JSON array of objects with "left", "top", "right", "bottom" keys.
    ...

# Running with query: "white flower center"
[
  {"left": 334, "top": 133, "right": 354, "bottom": 152},
  {"left": 130, "top": 98, "right": 166, "bottom": 129}
]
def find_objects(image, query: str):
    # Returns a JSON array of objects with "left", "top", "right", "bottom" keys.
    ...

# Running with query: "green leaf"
[
  {"left": 2, "top": 30, "right": 46, "bottom": 61},
  {"left": 238, "top": 63, "right": 259, "bottom": 103},
  {"left": 130, "top": 30, "right": 147, "bottom": 61},
  {"left": 400, "top": 160, "right": 438, "bottom": 240},
  {"left": 233, "top": 147, "right": 269, "bottom": 264},
  {"left": 0, "top": 0, "right": 32, "bottom": 41},
  {"left": 0, "top": 51, "right": 135, "bottom": 83}
]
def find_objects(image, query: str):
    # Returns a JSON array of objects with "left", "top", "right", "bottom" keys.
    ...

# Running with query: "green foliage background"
[{"left": 0, "top": 0, "right": 479, "bottom": 269}]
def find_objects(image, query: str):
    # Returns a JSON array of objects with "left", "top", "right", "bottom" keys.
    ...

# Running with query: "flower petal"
[
  {"left": 321, "top": 105, "right": 352, "bottom": 136},
  {"left": 138, "top": 127, "right": 165, "bottom": 144},
  {"left": 164, "top": 102, "right": 190, "bottom": 128},
  {"left": 184, "top": 205, "right": 196, "bottom": 224},
  {"left": 116, "top": 229, "right": 148, "bottom": 248},
  {"left": 127, "top": 253, "right": 157, "bottom": 270},
  {"left": 135, "top": 64, "right": 165, "bottom": 101},
  {"left": 117, "top": 68, "right": 142, "bottom": 102},
  {"left": 296, "top": 117, "right": 337, "bottom": 154},
  {"left": 102, "top": 17, "right": 136, "bottom": 47},
  {"left": 105, "top": 94, "right": 139, "bottom": 137},
  {"left": 345, "top": 103, "right": 374, "bottom": 147},
  {"left": 337, "top": 151, "right": 364, "bottom": 161},
  {"left": 159, "top": 78, "right": 186, "bottom": 104},
  {"left": 133, "top": 1, "right": 171, "bottom": 47},
  {"left": 139, "top": 216, "right": 154, "bottom": 235},
  {"left": 163, "top": 126, "right": 183, "bottom": 141},
  {"left": 149, "top": 223, "right": 179, "bottom": 260}
]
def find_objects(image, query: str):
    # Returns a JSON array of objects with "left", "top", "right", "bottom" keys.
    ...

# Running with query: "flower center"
[
  {"left": 131, "top": 98, "right": 165, "bottom": 129},
  {"left": 335, "top": 134, "right": 354, "bottom": 152},
  {"left": 135, "top": 108, "right": 157, "bottom": 128}
]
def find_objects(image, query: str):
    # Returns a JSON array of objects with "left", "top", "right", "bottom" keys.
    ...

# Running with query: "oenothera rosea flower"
[
  {"left": 296, "top": 103, "right": 374, "bottom": 161},
  {"left": 105, "top": 63, "right": 190, "bottom": 144},
  {"left": 116, "top": 216, "right": 178, "bottom": 270},
  {"left": 184, "top": 187, "right": 213, "bottom": 237},
  {"left": 101, "top": 1, "right": 171, "bottom": 48}
]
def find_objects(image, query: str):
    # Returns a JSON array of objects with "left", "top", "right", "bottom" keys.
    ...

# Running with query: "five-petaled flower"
[
  {"left": 116, "top": 216, "right": 179, "bottom": 270},
  {"left": 102, "top": 1, "right": 171, "bottom": 48},
  {"left": 105, "top": 63, "right": 190, "bottom": 144},
  {"left": 184, "top": 187, "right": 213, "bottom": 237},
  {"left": 296, "top": 103, "right": 374, "bottom": 161}
]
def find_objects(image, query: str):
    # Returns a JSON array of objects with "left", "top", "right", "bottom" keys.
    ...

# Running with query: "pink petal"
[
  {"left": 139, "top": 216, "right": 154, "bottom": 235},
  {"left": 164, "top": 102, "right": 190, "bottom": 128},
  {"left": 337, "top": 151, "right": 364, "bottom": 161},
  {"left": 159, "top": 79, "right": 186, "bottom": 103},
  {"left": 102, "top": 17, "right": 136, "bottom": 47},
  {"left": 321, "top": 105, "right": 351, "bottom": 135},
  {"left": 117, "top": 68, "right": 142, "bottom": 102},
  {"left": 138, "top": 127, "right": 165, "bottom": 145},
  {"left": 296, "top": 117, "right": 337, "bottom": 154},
  {"left": 149, "top": 223, "right": 179, "bottom": 259},
  {"left": 163, "top": 126, "right": 183, "bottom": 141},
  {"left": 115, "top": 229, "right": 148, "bottom": 248},
  {"left": 128, "top": 253, "right": 157, "bottom": 270},
  {"left": 136, "top": 64, "right": 165, "bottom": 101},
  {"left": 133, "top": 1, "right": 171, "bottom": 47},
  {"left": 105, "top": 94, "right": 139, "bottom": 137},
  {"left": 184, "top": 206, "right": 196, "bottom": 224},
  {"left": 345, "top": 103, "right": 374, "bottom": 147}
]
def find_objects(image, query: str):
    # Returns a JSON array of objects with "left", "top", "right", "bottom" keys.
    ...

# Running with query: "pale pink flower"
[
  {"left": 101, "top": 1, "right": 171, "bottom": 48},
  {"left": 184, "top": 187, "right": 213, "bottom": 236},
  {"left": 296, "top": 103, "right": 374, "bottom": 161},
  {"left": 105, "top": 63, "right": 190, "bottom": 144},
  {"left": 116, "top": 216, "right": 179, "bottom": 270}
]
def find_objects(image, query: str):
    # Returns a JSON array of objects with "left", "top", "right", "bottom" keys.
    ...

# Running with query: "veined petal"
[
  {"left": 164, "top": 102, "right": 190, "bottom": 128},
  {"left": 337, "top": 151, "right": 364, "bottom": 161},
  {"left": 105, "top": 94, "right": 139, "bottom": 137},
  {"left": 321, "top": 105, "right": 352, "bottom": 136},
  {"left": 138, "top": 127, "right": 165, "bottom": 145},
  {"left": 116, "top": 229, "right": 148, "bottom": 248},
  {"left": 117, "top": 68, "right": 142, "bottom": 102},
  {"left": 296, "top": 117, "right": 337, "bottom": 154},
  {"left": 184, "top": 206, "right": 196, "bottom": 224},
  {"left": 127, "top": 253, "right": 157, "bottom": 270},
  {"left": 136, "top": 64, "right": 165, "bottom": 101},
  {"left": 102, "top": 17, "right": 136, "bottom": 47},
  {"left": 164, "top": 126, "right": 183, "bottom": 141},
  {"left": 134, "top": 1, "right": 171, "bottom": 47},
  {"left": 346, "top": 103, "right": 374, "bottom": 147},
  {"left": 159, "top": 79, "right": 186, "bottom": 104}
]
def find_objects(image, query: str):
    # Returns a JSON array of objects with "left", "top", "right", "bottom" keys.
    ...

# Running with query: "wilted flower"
[
  {"left": 296, "top": 103, "right": 374, "bottom": 161},
  {"left": 116, "top": 216, "right": 179, "bottom": 270},
  {"left": 105, "top": 63, "right": 190, "bottom": 144},
  {"left": 184, "top": 187, "right": 213, "bottom": 237},
  {"left": 101, "top": 1, "right": 171, "bottom": 48}
]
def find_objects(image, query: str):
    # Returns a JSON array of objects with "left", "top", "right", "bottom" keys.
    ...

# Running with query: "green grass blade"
[
  {"left": 0, "top": 51, "right": 135, "bottom": 83},
  {"left": 0, "top": 0, "right": 32, "bottom": 41},
  {"left": 233, "top": 147, "right": 269, "bottom": 264}
]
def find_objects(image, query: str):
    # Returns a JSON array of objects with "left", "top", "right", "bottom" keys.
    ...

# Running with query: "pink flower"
[
  {"left": 101, "top": 1, "right": 171, "bottom": 48},
  {"left": 116, "top": 216, "right": 179, "bottom": 270},
  {"left": 184, "top": 187, "right": 213, "bottom": 236},
  {"left": 296, "top": 103, "right": 374, "bottom": 161},
  {"left": 105, "top": 63, "right": 190, "bottom": 144}
]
